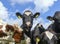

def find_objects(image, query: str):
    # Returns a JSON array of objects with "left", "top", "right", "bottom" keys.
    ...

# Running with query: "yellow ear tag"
[
  {"left": 36, "top": 15, "right": 38, "bottom": 18},
  {"left": 18, "top": 16, "right": 21, "bottom": 19},
  {"left": 36, "top": 37, "right": 40, "bottom": 43}
]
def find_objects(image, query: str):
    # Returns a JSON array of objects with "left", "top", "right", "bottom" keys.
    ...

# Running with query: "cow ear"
[
  {"left": 33, "top": 12, "right": 40, "bottom": 18},
  {"left": 47, "top": 16, "right": 54, "bottom": 21},
  {"left": 16, "top": 12, "right": 22, "bottom": 19}
]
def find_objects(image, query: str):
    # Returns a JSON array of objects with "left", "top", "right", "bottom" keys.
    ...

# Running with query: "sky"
[{"left": 0, "top": 0, "right": 60, "bottom": 30}]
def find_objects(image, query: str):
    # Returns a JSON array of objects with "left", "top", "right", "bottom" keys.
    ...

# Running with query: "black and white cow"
[
  {"left": 46, "top": 11, "right": 60, "bottom": 44},
  {"left": 16, "top": 10, "right": 40, "bottom": 38},
  {"left": 31, "top": 23, "right": 45, "bottom": 44}
]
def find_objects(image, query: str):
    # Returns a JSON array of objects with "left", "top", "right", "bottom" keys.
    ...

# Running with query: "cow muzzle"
[{"left": 26, "top": 22, "right": 31, "bottom": 26}]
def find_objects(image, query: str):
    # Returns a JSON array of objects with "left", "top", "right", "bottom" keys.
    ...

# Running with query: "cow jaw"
[{"left": 45, "top": 31, "right": 54, "bottom": 40}]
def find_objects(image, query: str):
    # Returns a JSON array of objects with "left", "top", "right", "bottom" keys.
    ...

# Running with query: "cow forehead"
[
  {"left": 24, "top": 12, "right": 31, "bottom": 16},
  {"left": 45, "top": 31, "right": 54, "bottom": 40}
]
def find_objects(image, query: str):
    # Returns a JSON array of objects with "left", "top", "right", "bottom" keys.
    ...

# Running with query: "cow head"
[
  {"left": 16, "top": 10, "right": 40, "bottom": 28},
  {"left": 47, "top": 11, "right": 60, "bottom": 29}
]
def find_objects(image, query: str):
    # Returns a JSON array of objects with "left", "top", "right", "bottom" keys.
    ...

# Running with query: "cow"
[
  {"left": 16, "top": 10, "right": 40, "bottom": 38},
  {"left": 31, "top": 23, "right": 45, "bottom": 44},
  {"left": 41, "top": 29, "right": 58, "bottom": 44},
  {"left": 46, "top": 11, "right": 60, "bottom": 44},
  {"left": 0, "top": 20, "right": 23, "bottom": 44}
]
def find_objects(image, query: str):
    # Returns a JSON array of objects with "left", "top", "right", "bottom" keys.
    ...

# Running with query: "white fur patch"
[
  {"left": 45, "top": 31, "right": 54, "bottom": 40},
  {"left": 1, "top": 24, "right": 6, "bottom": 32},
  {"left": 25, "top": 12, "right": 31, "bottom": 16}
]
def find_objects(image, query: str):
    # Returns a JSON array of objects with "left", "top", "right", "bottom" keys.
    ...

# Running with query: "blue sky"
[{"left": 0, "top": 0, "right": 60, "bottom": 29}]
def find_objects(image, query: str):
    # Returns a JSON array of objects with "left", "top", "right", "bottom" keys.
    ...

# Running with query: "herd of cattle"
[{"left": 0, "top": 10, "right": 60, "bottom": 44}]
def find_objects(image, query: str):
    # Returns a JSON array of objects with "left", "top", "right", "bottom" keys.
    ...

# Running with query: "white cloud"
[
  {"left": 33, "top": 0, "right": 57, "bottom": 13},
  {"left": 0, "top": 2, "right": 9, "bottom": 19},
  {"left": 0, "top": 1, "right": 22, "bottom": 26},
  {"left": 10, "top": 0, "right": 33, "bottom": 5},
  {"left": 10, "top": 0, "right": 57, "bottom": 13}
]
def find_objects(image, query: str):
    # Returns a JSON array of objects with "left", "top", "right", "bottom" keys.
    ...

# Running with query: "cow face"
[
  {"left": 23, "top": 11, "right": 33, "bottom": 27},
  {"left": 47, "top": 11, "right": 60, "bottom": 29},
  {"left": 16, "top": 10, "right": 40, "bottom": 28}
]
